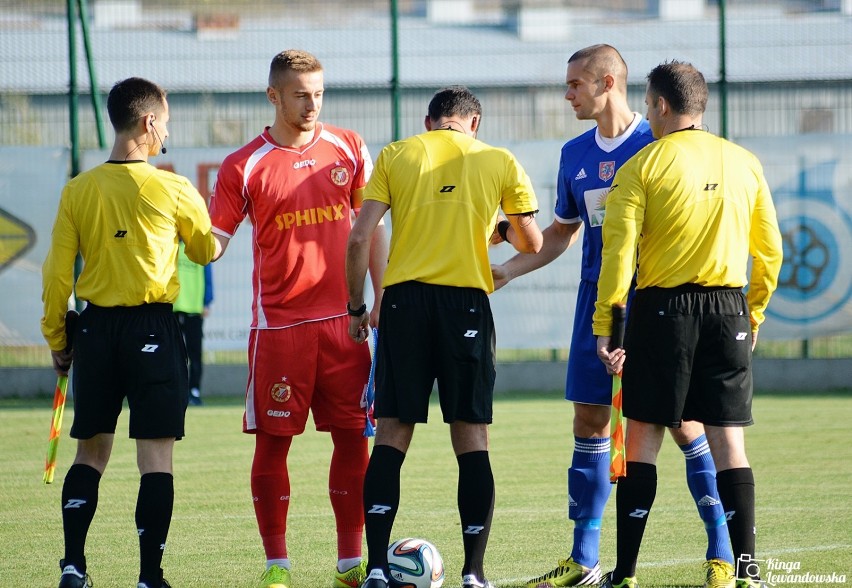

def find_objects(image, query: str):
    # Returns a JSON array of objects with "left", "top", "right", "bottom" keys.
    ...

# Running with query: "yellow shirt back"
[
  {"left": 594, "top": 130, "right": 782, "bottom": 334},
  {"left": 41, "top": 161, "right": 215, "bottom": 349},
  {"left": 365, "top": 130, "right": 538, "bottom": 292}
]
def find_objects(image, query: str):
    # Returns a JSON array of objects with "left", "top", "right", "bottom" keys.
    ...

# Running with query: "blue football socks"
[
  {"left": 680, "top": 435, "right": 734, "bottom": 563},
  {"left": 568, "top": 436, "right": 612, "bottom": 567}
]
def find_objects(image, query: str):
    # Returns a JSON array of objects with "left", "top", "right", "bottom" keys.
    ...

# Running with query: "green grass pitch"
[{"left": 1, "top": 390, "right": 850, "bottom": 587}]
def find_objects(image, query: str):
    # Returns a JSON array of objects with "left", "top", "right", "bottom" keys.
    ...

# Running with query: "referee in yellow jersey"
[
  {"left": 41, "top": 77, "right": 216, "bottom": 588},
  {"left": 592, "top": 62, "right": 782, "bottom": 588},
  {"left": 346, "top": 86, "right": 543, "bottom": 588}
]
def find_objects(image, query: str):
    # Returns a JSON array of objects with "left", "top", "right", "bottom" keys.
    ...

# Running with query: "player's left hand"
[
  {"left": 490, "top": 215, "right": 508, "bottom": 245},
  {"left": 491, "top": 263, "right": 510, "bottom": 290},
  {"left": 369, "top": 304, "right": 381, "bottom": 329}
]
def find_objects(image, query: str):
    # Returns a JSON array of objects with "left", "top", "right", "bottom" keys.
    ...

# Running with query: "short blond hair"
[{"left": 269, "top": 49, "right": 323, "bottom": 88}]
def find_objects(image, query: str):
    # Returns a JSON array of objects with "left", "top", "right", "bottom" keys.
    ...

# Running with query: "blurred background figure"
[{"left": 174, "top": 240, "right": 214, "bottom": 406}]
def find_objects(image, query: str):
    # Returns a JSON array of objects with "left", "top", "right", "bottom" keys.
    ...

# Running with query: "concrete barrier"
[{"left": 2, "top": 358, "right": 850, "bottom": 398}]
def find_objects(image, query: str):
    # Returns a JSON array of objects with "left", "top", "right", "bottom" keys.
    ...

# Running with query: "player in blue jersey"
[{"left": 492, "top": 45, "right": 735, "bottom": 588}]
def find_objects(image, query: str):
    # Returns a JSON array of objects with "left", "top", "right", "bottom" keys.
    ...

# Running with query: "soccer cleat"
[
  {"left": 361, "top": 568, "right": 389, "bottom": 588},
  {"left": 462, "top": 574, "right": 497, "bottom": 588},
  {"left": 599, "top": 572, "right": 638, "bottom": 588},
  {"left": 58, "top": 563, "right": 93, "bottom": 588},
  {"left": 259, "top": 564, "right": 292, "bottom": 588},
  {"left": 735, "top": 579, "right": 767, "bottom": 588},
  {"left": 703, "top": 559, "right": 735, "bottom": 588},
  {"left": 334, "top": 560, "right": 367, "bottom": 588},
  {"left": 137, "top": 566, "right": 171, "bottom": 587},
  {"left": 525, "top": 557, "right": 602, "bottom": 587}
]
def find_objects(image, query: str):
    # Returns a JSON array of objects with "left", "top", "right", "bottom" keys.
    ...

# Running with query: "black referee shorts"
[
  {"left": 374, "top": 281, "right": 496, "bottom": 424},
  {"left": 622, "top": 285, "right": 754, "bottom": 427},
  {"left": 70, "top": 302, "right": 189, "bottom": 440}
]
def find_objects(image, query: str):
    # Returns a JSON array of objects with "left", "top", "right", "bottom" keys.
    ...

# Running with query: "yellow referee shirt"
[
  {"left": 41, "top": 161, "right": 215, "bottom": 350},
  {"left": 365, "top": 129, "right": 538, "bottom": 293},
  {"left": 593, "top": 130, "right": 782, "bottom": 334}
]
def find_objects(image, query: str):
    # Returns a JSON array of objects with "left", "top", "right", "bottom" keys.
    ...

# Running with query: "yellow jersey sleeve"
[
  {"left": 176, "top": 178, "right": 216, "bottom": 266},
  {"left": 41, "top": 187, "right": 79, "bottom": 351},
  {"left": 500, "top": 148, "right": 539, "bottom": 215},
  {"left": 592, "top": 157, "right": 643, "bottom": 335},
  {"left": 746, "top": 168, "right": 783, "bottom": 330}
]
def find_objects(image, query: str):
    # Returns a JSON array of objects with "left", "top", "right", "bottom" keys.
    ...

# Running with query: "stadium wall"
[
  {"left": 2, "top": 358, "right": 851, "bottom": 398},
  {"left": 3, "top": 137, "right": 852, "bottom": 355}
]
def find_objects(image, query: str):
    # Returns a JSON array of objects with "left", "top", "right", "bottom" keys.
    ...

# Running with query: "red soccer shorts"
[{"left": 243, "top": 315, "right": 371, "bottom": 435}]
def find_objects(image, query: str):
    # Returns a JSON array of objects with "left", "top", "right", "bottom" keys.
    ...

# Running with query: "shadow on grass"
[{"left": 0, "top": 394, "right": 250, "bottom": 410}]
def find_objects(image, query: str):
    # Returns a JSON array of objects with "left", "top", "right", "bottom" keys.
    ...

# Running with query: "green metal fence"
[{"left": 2, "top": 0, "right": 851, "bottom": 363}]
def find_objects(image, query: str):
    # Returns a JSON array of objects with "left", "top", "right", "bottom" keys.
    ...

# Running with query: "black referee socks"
[
  {"left": 136, "top": 472, "right": 174, "bottom": 586},
  {"left": 716, "top": 467, "right": 757, "bottom": 578},
  {"left": 614, "top": 461, "right": 657, "bottom": 581},
  {"left": 61, "top": 463, "right": 102, "bottom": 572}
]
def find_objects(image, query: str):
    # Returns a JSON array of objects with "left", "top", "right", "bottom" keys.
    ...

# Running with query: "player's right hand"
[
  {"left": 596, "top": 336, "right": 626, "bottom": 375},
  {"left": 51, "top": 349, "right": 73, "bottom": 376}
]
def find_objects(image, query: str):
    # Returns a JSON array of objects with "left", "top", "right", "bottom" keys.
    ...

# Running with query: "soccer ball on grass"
[{"left": 387, "top": 537, "right": 445, "bottom": 588}]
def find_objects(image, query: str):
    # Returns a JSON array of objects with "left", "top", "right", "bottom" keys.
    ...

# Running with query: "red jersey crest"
[{"left": 330, "top": 166, "right": 350, "bottom": 186}]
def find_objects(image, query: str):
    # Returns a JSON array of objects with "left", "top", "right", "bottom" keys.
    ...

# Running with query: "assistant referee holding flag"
[
  {"left": 593, "top": 61, "right": 782, "bottom": 588},
  {"left": 42, "top": 77, "right": 216, "bottom": 588}
]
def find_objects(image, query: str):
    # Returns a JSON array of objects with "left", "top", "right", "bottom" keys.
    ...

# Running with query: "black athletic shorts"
[
  {"left": 70, "top": 302, "right": 189, "bottom": 440},
  {"left": 374, "top": 281, "right": 496, "bottom": 424},
  {"left": 622, "top": 285, "right": 754, "bottom": 427}
]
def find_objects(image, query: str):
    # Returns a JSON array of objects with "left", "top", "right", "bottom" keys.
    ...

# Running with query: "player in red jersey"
[{"left": 210, "top": 49, "right": 387, "bottom": 588}]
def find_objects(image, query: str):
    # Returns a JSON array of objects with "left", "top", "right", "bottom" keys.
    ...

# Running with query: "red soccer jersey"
[{"left": 211, "top": 123, "right": 372, "bottom": 328}]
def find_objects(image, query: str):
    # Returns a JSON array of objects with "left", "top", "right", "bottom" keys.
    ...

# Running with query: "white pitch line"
[
  {"left": 635, "top": 544, "right": 852, "bottom": 568},
  {"left": 500, "top": 544, "right": 851, "bottom": 586}
]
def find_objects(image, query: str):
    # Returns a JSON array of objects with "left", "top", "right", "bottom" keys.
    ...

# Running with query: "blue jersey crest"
[{"left": 555, "top": 117, "right": 654, "bottom": 282}]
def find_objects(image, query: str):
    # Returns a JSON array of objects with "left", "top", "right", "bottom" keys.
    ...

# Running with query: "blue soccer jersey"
[
  {"left": 559, "top": 114, "right": 653, "bottom": 404},
  {"left": 555, "top": 114, "right": 654, "bottom": 284}
]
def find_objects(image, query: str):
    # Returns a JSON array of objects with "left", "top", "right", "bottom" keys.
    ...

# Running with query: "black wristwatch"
[{"left": 347, "top": 302, "right": 367, "bottom": 317}]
